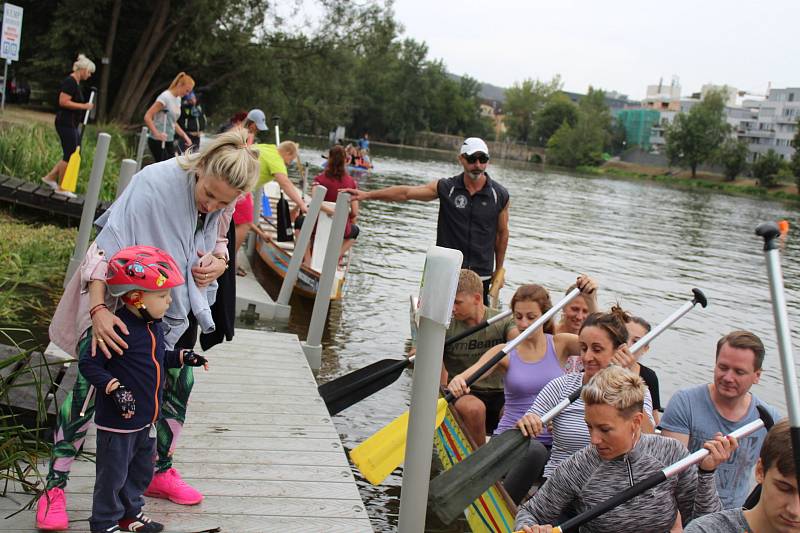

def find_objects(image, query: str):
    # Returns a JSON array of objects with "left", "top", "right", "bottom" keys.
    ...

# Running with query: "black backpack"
[{"left": 276, "top": 192, "right": 293, "bottom": 242}]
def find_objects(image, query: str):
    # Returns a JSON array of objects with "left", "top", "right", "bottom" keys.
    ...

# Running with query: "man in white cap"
[
  {"left": 244, "top": 108, "right": 268, "bottom": 137},
  {"left": 343, "top": 136, "right": 509, "bottom": 303}
]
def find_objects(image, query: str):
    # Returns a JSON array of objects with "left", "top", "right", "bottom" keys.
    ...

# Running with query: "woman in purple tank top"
[{"left": 446, "top": 277, "right": 598, "bottom": 503}]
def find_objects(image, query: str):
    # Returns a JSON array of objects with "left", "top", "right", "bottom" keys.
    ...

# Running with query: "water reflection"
[{"left": 254, "top": 138, "right": 799, "bottom": 532}]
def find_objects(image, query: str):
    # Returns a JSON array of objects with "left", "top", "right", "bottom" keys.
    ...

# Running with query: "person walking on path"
[
  {"left": 143, "top": 72, "right": 195, "bottom": 162},
  {"left": 177, "top": 91, "right": 205, "bottom": 152},
  {"left": 660, "top": 330, "right": 781, "bottom": 510},
  {"left": 36, "top": 128, "right": 258, "bottom": 531},
  {"left": 41, "top": 54, "right": 96, "bottom": 198},
  {"left": 343, "top": 137, "right": 509, "bottom": 303}
]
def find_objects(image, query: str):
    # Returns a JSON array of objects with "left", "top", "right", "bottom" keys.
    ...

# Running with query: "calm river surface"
[{"left": 256, "top": 139, "right": 800, "bottom": 532}]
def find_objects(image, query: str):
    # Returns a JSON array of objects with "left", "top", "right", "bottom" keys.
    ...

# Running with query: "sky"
[{"left": 390, "top": 0, "right": 799, "bottom": 100}]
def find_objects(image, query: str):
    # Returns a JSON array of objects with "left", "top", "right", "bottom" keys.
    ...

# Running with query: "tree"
[
  {"left": 665, "top": 89, "right": 730, "bottom": 177},
  {"left": 752, "top": 149, "right": 785, "bottom": 188},
  {"left": 546, "top": 114, "right": 606, "bottom": 168},
  {"left": 717, "top": 139, "right": 750, "bottom": 181},
  {"left": 532, "top": 93, "right": 578, "bottom": 147},
  {"left": 503, "top": 76, "right": 562, "bottom": 144},
  {"left": 791, "top": 119, "right": 800, "bottom": 191}
]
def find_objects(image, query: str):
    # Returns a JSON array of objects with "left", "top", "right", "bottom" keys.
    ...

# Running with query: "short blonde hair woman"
[
  {"left": 515, "top": 366, "right": 739, "bottom": 533},
  {"left": 144, "top": 72, "right": 196, "bottom": 162},
  {"left": 41, "top": 53, "right": 97, "bottom": 197},
  {"left": 38, "top": 127, "right": 258, "bottom": 529}
]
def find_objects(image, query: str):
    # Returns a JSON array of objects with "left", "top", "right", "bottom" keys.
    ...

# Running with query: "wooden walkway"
[
  {"left": 0, "top": 174, "right": 113, "bottom": 220},
  {"left": 0, "top": 329, "right": 372, "bottom": 532}
]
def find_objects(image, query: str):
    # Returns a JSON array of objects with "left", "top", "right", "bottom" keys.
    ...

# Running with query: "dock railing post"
[
  {"left": 64, "top": 132, "right": 111, "bottom": 286},
  {"left": 398, "top": 246, "right": 462, "bottom": 533},
  {"left": 116, "top": 158, "right": 137, "bottom": 199},
  {"left": 274, "top": 185, "right": 327, "bottom": 320},
  {"left": 301, "top": 191, "right": 350, "bottom": 370},
  {"left": 246, "top": 184, "right": 261, "bottom": 261},
  {"left": 135, "top": 126, "right": 148, "bottom": 171}
]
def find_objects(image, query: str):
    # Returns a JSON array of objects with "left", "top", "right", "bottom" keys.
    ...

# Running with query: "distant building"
[
  {"left": 617, "top": 109, "right": 660, "bottom": 149},
  {"left": 643, "top": 77, "right": 682, "bottom": 111},
  {"left": 737, "top": 87, "right": 799, "bottom": 161},
  {"left": 560, "top": 90, "right": 638, "bottom": 117}
]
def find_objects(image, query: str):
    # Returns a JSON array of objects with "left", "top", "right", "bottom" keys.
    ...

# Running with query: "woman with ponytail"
[
  {"left": 505, "top": 306, "right": 657, "bottom": 502},
  {"left": 144, "top": 72, "right": 196, "bottom": 162},
  {"left": 37, "top": 128, "right": 258, "bottom": 530}
]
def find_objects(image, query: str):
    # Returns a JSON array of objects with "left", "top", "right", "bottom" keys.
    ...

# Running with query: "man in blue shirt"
[{"left": 661, "top": 330, "right": 781, "bottom": 510}]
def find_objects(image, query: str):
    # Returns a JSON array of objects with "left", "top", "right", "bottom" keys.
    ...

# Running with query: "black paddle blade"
[
  {"left": 318, "top": 358, "right": 411, "bottom": 415},
  {"left": 429, "top": 428, "right": 528, "bottom": 524}
]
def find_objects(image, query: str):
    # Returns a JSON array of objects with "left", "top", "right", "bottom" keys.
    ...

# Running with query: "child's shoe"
[
  {"left": 144, "top": 467, "right": 203, "bottom": 505},
  {"left": 35, "top": 487, "right": 69, "bottom": 530},
  {"left": 119, "top": 512, "right": 163, "bottom": 532},
  {"left": 92, "top": 526, "right": 119, "bottom": 533}
]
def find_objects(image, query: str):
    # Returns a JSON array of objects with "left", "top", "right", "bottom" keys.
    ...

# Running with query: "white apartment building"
[{"left": 738, "top": 87, "right": 799, "bottom": 161}]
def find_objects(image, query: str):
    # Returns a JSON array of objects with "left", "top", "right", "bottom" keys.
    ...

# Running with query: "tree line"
[{"left": 15, "top": 0, "right": 494, "bottom": 144}]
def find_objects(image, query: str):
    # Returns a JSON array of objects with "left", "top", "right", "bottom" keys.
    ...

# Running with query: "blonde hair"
[
  {"left": 457, "top": 269, "right": 483, "bottom": 296},
  {"left": 177, "top": 127, "right": 259, "bottom": 192},
  {"left": 582, "top": 366, "right": 645, "bottom": 419},
  {"left": 168, "top": 72, "right": 195, "bottom": 91},
  {"left": 73, "top": 54, "right": 96, "bottom": 73}
]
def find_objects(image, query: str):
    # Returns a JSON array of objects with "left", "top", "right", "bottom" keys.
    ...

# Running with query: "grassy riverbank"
[
  {"left": 577, "top": 161, "right": 800, "bottom": 203},
  {"left": 0, "top": 117, "right": 135, "bottom": 202},
  {"left": 0, "top": 211, "right": 75, "bottom": 330}
]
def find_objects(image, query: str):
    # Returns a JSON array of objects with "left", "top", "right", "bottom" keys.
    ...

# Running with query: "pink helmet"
[{"left": 106, "top": 245, "right": 185, "bottom": 297}]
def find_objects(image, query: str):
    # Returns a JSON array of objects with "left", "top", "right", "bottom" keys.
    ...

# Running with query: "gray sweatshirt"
[{"left": 515, "top": 433, "right": 722, "bottom": 533}]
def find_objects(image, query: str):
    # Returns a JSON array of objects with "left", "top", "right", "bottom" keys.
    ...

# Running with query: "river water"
[{"left": 255, "top": 139, "right": 800, "bottom": 532}]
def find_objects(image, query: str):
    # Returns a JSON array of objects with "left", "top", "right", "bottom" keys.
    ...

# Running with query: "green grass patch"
[
  {"left": 0, "top": 211, "right": 75, "bottom": 327},
  {"left": 0, "top": 122, "right": 135, "bottom": 202}
]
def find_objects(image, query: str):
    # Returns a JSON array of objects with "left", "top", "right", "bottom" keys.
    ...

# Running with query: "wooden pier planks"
[{"left": 0, "top": 328, "right": 372, "bottom": 532}]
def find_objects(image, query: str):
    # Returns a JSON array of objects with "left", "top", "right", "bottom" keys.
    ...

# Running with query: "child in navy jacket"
[{"left": 79, "top": 246, "right": 208, "bottom": 533}]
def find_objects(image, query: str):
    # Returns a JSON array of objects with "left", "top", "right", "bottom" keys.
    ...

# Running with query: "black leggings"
[
  {"left": 502, "top": 439, "right": 551, "bottom": 504},
  {"left": 148, "top": 137, "right": 176, "bottom": 162}
]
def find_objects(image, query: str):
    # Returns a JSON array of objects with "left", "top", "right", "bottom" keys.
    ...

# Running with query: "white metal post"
[
  {"left": 301, "top": 192, "right": 350, "bottom": 370},
  {"left": 115, "top": 158, "right": 136, "bottom": 199},
  {"left": 1, "top": 59, "right": 8, "bottom": 112},
  {"left": 135, "top": 126, "right": 148, "bottom": 171},
  {"left": 398, "top": 246, "right": 462, "bottom": 533},
  {"left": 64, "top": 132, "right": 111, "bottom": 285},
  {"left": 274, "top": 185, "right": 327, "bottom": 320}
]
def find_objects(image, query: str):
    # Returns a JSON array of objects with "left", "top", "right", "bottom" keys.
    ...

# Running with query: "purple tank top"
[{"left": 493, "top": 334, "right": 564, "bottom": 445}]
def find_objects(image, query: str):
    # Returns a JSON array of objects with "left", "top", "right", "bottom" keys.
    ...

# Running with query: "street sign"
[{"left": 1, "top": 3, "right": 23, "bottom": 62}]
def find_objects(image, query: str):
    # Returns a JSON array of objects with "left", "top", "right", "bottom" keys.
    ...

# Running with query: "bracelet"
[
  {"left": 214, "top": 255, "right": 229, "bottom": 269},
  {"left": 89, "top": 303, "right": 108, "bottom": 318}
]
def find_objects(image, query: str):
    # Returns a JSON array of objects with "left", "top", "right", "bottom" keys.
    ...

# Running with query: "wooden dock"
[{"left": 0, "top": 328, "right": 372, "bottom": 532}]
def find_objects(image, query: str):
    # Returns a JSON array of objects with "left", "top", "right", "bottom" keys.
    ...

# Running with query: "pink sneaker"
[
  {"left": 36, "top": 487, "right": 69, "bottom": 530},
  {"left": 144, "top": 468, "right": 203, "bottom": 505}
]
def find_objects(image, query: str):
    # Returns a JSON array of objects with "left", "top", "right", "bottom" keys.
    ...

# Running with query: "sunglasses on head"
[{"left": 464, "top": 152, "right": 489, "bottom": 164}]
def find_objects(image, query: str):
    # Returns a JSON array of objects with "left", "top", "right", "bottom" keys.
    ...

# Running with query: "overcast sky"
[{"left": 391, "top": 0, "right": 798, "bottom": 100}]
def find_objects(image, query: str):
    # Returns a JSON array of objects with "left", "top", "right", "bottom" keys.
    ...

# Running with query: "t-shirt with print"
[
  {"left": 683, "top": 507, "right": 753, "bottom": 532},
  {"left": 528, "top": 371, "right": 655, "bottom": 479},
  {"left": 148, "top": 90, "right": 182, "bottom": 142},
  {"left": 255, "top": 144, "right": 288, "bottom": 188},
  {"left": 443, "top": 307, "right": 515, "bottom": 392},
  {"left": 660, "top": 384, "right": 781, "bottom": 510}
]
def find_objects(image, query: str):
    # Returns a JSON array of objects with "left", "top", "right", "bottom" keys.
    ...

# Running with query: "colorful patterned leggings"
[{"left": 45, "top": 325, "right": 196, "bottom": 490}]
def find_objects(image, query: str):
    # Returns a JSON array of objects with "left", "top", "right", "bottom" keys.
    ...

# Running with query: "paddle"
[
  {"left": 319, "top": 309, "right": 513, "bottom": 415},
  {"left": 523, "top": 405, "right": 775, "bottom": 533},
  {"left": 489, "top": 267, "right": 506, "bottom": 309},
  {"left": 430, "top": 288, "right": 708, "bottom": 525},
  {"left": 350, "top": 287, "right": 586, "bottom": 485},
  {"left": 755, "top": 221, "right": 800, "bottom": 492},
  {"left": 61, "top": 88, "right": 96, "bottom": 193}
]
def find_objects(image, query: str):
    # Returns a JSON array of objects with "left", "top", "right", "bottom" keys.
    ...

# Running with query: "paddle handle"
[
  {"left": 625, "top": 290, "right": 705, "bottom": 355},
  {"left": 443, "top": 309, "right": 513, "bottom": 347},
  {"left": 444, "top": 288, "right": 582, "bottom": 402},
  {"left": 77, "top": 91, "right": 96, "bottom": 147}
]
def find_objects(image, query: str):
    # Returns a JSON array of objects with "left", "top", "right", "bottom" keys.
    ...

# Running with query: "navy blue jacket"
[{"left": 79, "top": 306, "right": 182, "bottom": 431}]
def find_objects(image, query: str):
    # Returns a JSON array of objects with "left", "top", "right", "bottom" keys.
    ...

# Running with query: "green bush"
[
  {"left": 752, "top": 149, "right": 785, "bottom": 188},
  {"left": 0, "top": 122, "right": 135, "bottom": 202}
]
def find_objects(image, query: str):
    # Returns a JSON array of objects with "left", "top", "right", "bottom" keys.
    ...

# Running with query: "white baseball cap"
[
  {"left": 246, "top": 109, "right": 268, "bottom": 131},
  {"left": 460, "top": 137, "right": 489, "bottom": 157}
]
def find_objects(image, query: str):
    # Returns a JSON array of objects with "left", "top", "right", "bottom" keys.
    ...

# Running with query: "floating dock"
[{"left": 0, "top": 328, "right": 372, "bottom": 532}]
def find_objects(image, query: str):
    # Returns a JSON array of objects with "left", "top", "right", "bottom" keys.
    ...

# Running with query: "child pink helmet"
[{"left": 106, "top": 245, "right": 185, "bottom": 297}]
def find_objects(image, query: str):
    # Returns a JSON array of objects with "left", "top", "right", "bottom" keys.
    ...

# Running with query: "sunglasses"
[{"left": 464, "top": 153, "right": 489, "bottom": 164}]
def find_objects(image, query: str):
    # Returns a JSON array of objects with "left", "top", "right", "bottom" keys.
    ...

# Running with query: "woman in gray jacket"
[{"left": 516, "top": 366, "right": 738, "bottom": 533}]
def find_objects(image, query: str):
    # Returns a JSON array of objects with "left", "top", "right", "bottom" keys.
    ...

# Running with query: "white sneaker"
[
  {"left": 54, "top": 188, "right": 77, "bottom": 199},
  {"left": 41, "top": 178, "right": 59, "bottom": 190}
]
